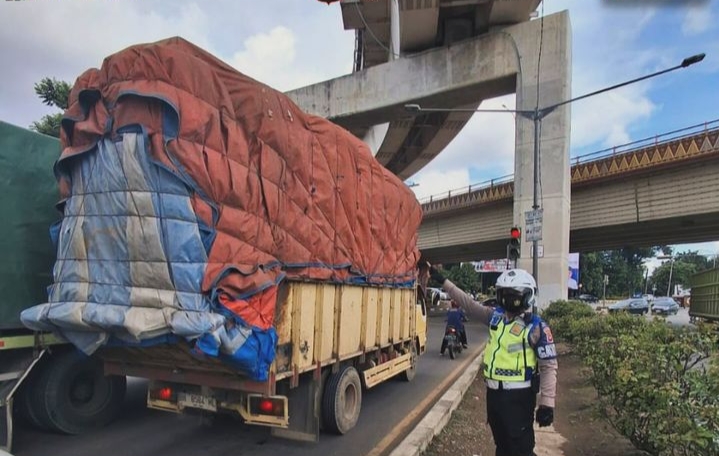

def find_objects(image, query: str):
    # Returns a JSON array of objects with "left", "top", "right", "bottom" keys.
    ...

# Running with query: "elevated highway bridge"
[{"left": 418, "top": 121, "right": 719, "bottom": 263}]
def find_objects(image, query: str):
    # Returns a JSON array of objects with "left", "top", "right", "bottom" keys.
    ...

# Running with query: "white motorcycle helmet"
[{"left": 496, "top": 269, "right": 537, "bottom": 312}]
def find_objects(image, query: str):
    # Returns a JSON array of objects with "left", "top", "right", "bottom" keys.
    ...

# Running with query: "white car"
[{"left": 427, "top": 287, "right": 450, "bottom": 305}]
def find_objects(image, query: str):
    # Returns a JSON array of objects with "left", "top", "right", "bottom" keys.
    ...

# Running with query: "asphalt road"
[{"left": 13, "top": 318, "right": 489, "bottom": 456}]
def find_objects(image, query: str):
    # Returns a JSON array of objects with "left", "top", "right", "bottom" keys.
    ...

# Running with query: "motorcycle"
[{"left": 443, "top": 325, "right": 463, "bottom": 359}]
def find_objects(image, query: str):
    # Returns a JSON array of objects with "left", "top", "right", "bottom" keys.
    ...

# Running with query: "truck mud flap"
[
  {"left": 0, "top": 348, "right": 47, "bottom": 452},
  {"left": 271, "top": 374, "right": 321, "bottom": 442}
]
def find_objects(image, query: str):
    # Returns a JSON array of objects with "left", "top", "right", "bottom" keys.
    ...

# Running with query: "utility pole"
[{"left": 405, "top": 53, "right": 705, "bottom": 286}]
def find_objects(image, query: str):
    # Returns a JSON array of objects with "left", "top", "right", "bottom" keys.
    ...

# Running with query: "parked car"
[
  {"left": 608, "top": 298, "right": 649, "bottom": 315},
  {"left": 578, "top": 294, "right": 599, "bottom": 303},
  {"left": 652, "top": 297, "right": 680, "bottom": 316}
]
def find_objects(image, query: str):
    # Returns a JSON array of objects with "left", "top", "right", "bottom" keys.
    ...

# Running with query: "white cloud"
[
  {"left": 571, "top": 87, "right": 656, "bottom": 149},
  {"left": 226, "top": 26, "right": 299, "bottom": 89},
  {"left": 547, "top": 3, "right": 661, "bottom": 152},
  {"left": 0, "top": 0, "right": 213, "bottom": 128},
  {"left": 224, "top": 25, "right": 342, "bottom": 92},
  {"left": 682, "top": 4, "right": 712, "bottom": 36},
  {"left": 0, "top": 0, "right": 354, "bottom": 128},
  {"left": 410, "top": 169, "right": 471, "bottom": 201}
]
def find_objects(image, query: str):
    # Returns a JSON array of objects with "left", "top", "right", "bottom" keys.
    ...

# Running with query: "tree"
[
  {"left": 30, "top": 77, "right": 72, "bottom": 138},
  {"left": 579, "top": 247, "right": 662, "bottom": 298},
  {"left": 649, "top": 251, "right": 711, "bottom": 296},
  {"left": 578, "top": 252, "right": 604, "bottom": 295},
  {"left": 443, "top": 263, "right": 480, "bottom": 295}
]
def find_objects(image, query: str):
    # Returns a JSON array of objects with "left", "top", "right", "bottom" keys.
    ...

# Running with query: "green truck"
[
  {"left": 0, "top": 121, "right": 126, "bottom": 453},
  {"left": 689, "top": 267, "right": 719, "bottom": 323}
]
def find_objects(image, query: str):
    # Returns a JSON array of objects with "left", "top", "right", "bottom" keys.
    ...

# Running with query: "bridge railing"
[
  {"left": 416, "top": 173, "right": 514, "bottom": 205},
  {"left": 571, "top": 118, "right": 719, "bottom": 166},
  {"left": 417, "top": 118, "right": 719, "bottom": 206}
]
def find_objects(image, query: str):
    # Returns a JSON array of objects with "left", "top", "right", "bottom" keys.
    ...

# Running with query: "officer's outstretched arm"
[{"left": 430, "top": 267, "right": 493, "bottom": 325}]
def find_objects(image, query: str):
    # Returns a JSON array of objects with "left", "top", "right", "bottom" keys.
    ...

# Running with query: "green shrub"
[
  {"left": 544, "top": 299, "right": 719, "bottom": 455},
  {"left": 542, "top": 299, "right": 595, "bottom": 343}
]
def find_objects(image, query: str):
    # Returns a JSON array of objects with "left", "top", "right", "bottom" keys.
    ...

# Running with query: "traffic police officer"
[{"left": 430, "top": 266, "right": 557, "bottom": 456}]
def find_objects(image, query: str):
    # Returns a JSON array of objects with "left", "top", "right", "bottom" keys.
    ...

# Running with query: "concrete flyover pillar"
[{"left": 506, "top": 11, "right": 572, "bottom": 307}]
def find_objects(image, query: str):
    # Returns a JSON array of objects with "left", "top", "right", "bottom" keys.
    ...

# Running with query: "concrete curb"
[{"left": 388, "top": 346, "right": 485, "bottom": 456}]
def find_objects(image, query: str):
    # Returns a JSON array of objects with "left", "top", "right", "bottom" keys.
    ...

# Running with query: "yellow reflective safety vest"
[{"left": 483, "top": 310, "right": 538, "bottom": 382}]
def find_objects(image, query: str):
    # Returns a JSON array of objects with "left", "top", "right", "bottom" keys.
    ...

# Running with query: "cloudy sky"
[{"left": 1, "top": 0, "right": 717, "bottom": 260}]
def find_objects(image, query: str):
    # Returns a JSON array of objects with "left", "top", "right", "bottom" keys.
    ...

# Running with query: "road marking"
[{"left": 364, "top": 341, "right": 487, "bottom": 456}]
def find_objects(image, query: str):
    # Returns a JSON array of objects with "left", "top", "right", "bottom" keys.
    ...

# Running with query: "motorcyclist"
[
  {"left": 429, "top": 264, "right": 557, "bottom": 456},
  {"left": 440, "top": 300, "right": 468, "bottom": 355}
]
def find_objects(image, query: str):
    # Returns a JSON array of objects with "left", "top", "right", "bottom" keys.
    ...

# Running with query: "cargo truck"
[
  {"left": 11, "top": 37, "right": 428, "bottom": 450},
  {"left": 689, "top": 267, "right": 719, "bottom": 323},
  {"left": 1, "top": 99, "right": 428, "bottom": 451},
  {"left": 103, "top": 281, "right": 427, "bottom": 441},
  {"left": 0, "top": 121, "right": 127, "bottom": 452}
]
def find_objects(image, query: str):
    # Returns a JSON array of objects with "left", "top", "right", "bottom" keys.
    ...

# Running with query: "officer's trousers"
[{"left": 486, "top": 386, "right": 536, "bottom": 456}]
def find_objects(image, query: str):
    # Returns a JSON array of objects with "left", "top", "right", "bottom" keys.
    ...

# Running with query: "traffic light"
[{"left": 508, "top": 227, "right": 521, "bottom": 261}]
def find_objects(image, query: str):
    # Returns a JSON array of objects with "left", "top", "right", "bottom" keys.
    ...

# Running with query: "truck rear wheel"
[
  {"left": 322, "top": 365, "right": 362, "bottom": 434},
  {"left": 30, "top": 350, "right": 126, "bottom": 434},
  {"left": 398, "top": 343, "right": 417, "bottom": 382},
  {"left": 16, "top": 367, "right": 49, "bottom": 430}
]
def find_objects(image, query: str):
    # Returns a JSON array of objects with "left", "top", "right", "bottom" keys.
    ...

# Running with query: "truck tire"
[
  {"left": 16, "top": 367, "right": 49, "bottom": 431},
  {"left": 398, "top": 343, "right": 417, "bottom": 382},
  {"left": 321, "top": 365, "right": 362, "bottom": 434},
  {"left": 30, "top": 350, "right": 126, "bottom": 434}
]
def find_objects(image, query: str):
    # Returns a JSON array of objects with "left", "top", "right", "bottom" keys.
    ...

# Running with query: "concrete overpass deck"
[{"left": 418, "top": 120, "right": 719, "bottom": 262}]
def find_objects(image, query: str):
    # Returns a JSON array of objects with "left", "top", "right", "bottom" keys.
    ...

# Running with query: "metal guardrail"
[
  {"left": 417, "top": 173, "right": 513, "bottom": 204},
  {"left": 571, "top": 118, "right": 719, "bottom": 166},
  {"left": 417, "top": 119, "right": 719, "bottom": 206}
]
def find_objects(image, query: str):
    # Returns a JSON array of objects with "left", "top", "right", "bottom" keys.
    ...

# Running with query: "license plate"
[{"left": 178, "top": 392, "right": 217, "bottom": 412}]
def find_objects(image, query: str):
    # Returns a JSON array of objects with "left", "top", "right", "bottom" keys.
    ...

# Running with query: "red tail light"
[
  {"left": 152, "top": 386, "right": 174, "bottom": 401},
  {"left": 249, "top": 395, "right": 286, "bottom": 417},
  {"left": 449, "top": 327, "right": 456, "bottom": 333},
  {"left": 158, "top": 387, "right": 173, "bottom": 401},
  {"left": 259, "top": 399, "right": 274, "bottom": 414}
]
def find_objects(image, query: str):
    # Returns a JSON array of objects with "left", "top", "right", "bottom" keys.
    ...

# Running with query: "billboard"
[
  {"left": 568, "top": 253, "right": 579, "bottom": 290},
  {"left": 471, "top": 259, "right": 511, "bottom": 272}
]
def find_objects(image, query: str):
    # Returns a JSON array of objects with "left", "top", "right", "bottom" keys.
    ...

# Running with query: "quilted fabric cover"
[{"left": 21, "top": 37, "right": 422, "bottom": 380}]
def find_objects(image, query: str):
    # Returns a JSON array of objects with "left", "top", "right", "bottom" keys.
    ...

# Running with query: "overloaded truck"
[
  {"left": 689, "top": 267, "right": 719, "bottom": 323},
  {"left": 0, "top": 121, "right": 128, "bottom": 452},
  {"left": 5, "top": 37, "right": 428, "bottom": 450}
]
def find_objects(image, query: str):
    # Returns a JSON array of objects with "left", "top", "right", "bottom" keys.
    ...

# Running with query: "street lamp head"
[
  {"left": 404, "top": 103, "right": 422, "bottom": 112},
  {"left": 681, "top": 53, "right": 705, "bottom": 68}
]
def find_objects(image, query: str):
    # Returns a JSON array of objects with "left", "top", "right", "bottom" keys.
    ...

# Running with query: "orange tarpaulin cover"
[{"left": 57, "top": 37, "right": 422, "bottom": 330}]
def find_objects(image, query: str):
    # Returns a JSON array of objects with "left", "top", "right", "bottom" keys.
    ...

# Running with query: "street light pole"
[
  {"left": 667, "top": 258, "right": 675, "bottom": 297},
  {"left": 532, "top": 113, "right": 540, "bottom": 284},
  {"left": 404, "top": 52, "right": 705, "bottom": 286}
]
